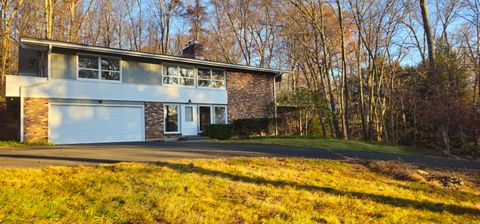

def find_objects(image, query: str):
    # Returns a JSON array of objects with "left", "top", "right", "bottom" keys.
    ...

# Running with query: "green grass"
[
  {"left": 216, "top": 136, "right": 424, "bottom": 155},
  {"left": 0, "top": 141, "right": 54, "bottom": 147},
  {"left": 0, "top": 158, "right": 479, "bottom": 223}
]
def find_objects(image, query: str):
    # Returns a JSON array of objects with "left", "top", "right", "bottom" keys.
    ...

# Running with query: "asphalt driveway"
[{"left": 0, "top": 142, "right": 479, "bottom": 169}]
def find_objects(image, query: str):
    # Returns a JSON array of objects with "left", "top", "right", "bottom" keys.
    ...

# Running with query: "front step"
[{"left": 177, "top": 136, "right": 211, "bottom": 141}]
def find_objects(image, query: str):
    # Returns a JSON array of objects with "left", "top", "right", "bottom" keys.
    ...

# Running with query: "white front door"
[{"left": 181, "top": 104, "right": 198, "bottom": 136}]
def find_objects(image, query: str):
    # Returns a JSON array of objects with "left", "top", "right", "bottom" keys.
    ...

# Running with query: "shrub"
[
  {"left": 232, "top": 118, "right": 275, "bottom": 137},
  {"left": 205, "top": 124, "right": 234, "bottom": 140}
]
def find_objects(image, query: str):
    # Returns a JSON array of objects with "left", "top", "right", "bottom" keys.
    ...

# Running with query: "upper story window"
[
  {"left": 198, "top": 68, "right": 225, "bottom": 89},
  {"left": 78, "top": 55, "right": 121, "bottom": 81},
  {"left": 163, "top": 65, "right": 195, "bottom": 86}
]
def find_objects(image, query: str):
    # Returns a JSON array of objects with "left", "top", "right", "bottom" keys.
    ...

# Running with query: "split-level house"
[{"left": 5, "top": 38, "right": 286, "bottom": 144}]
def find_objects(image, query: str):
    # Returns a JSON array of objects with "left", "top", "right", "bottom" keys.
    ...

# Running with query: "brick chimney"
[{"left": 181, "top": 40, "right": 204, "bottom": 60}]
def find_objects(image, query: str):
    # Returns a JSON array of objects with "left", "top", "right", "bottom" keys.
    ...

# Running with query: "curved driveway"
[{"left": 0, "top": 142, "right": 479, "bottom": 169}]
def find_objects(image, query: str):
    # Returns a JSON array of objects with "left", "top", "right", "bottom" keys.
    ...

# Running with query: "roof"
[{"left": 20, "top": 37, "right": 290, "bottom": 75}]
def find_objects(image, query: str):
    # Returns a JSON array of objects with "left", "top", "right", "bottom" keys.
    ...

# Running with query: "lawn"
[
  {"left": 0, "top": 141, "right": 53, "bottom": 147},
  {"left": 1, "top": 158, "right": 479, "bottom": 223},
  {"left": 217, "top": 136, "right": 424, "bottom": 155}
]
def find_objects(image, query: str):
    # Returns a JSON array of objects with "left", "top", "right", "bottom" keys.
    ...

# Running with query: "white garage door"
[{"left": 49, "top": 104, "right": 144, "bottom": 144}]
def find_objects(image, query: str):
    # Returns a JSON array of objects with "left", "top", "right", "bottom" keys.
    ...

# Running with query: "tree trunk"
[
  {"left": 356, "top": 31, "right": 368, "bottom": 140},
  {"left": 420, "top": 0, "right": 436, "bottom": 69},
  {"left": 420, "top": 0, "right": 453, "bottom": 154},
  {"left": 336, "top": 0, "right": 349, "bottom": 139},
  {"left": 1, "top": 26, "right": 8, "bottom": 98},
  {"left": 45, "top": 0, "right": 54, "bottom": 39}
]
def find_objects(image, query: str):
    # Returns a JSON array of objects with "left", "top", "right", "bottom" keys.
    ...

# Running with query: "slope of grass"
[
  {"left": 217, "top": 136, "right": 422, "bottom": 155},
  {"left": 1, "top": 158, "right": 479, "bottom": 223}
]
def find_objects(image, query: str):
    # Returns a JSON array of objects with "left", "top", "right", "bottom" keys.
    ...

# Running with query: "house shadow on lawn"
[
  {"left": 153, "top": 161, "right": 480, "bottom": 216},
  {"left": 0, "top": 153, "right": 478, "bottom": 216}
]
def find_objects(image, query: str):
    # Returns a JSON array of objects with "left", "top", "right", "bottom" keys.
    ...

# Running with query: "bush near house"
[
  {"left": 232, "top": 118, "right": 275, "bottom": 137},
  {"left": 206, "top": 118, "right": 276, "bottom": 139},
  {"left": 204, "top": 124, "right": 234, "bottom": 140}
]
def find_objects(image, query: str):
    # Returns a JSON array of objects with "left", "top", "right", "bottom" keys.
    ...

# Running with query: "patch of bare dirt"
[{"left": 364, "top": 160, "right": 480, "bottom": 189}]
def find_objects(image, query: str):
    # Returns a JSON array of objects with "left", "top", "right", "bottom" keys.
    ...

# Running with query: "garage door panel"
[{"left": 49, "top": 104, "right": 144, "bottom": 144}]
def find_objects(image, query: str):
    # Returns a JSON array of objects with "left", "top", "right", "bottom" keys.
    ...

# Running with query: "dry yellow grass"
[
  {"left": 0, "top": 158, "right": 479, "bottom": 223},
  {"left": 0, "top": 141, "right": 53, "bottom": 147}
]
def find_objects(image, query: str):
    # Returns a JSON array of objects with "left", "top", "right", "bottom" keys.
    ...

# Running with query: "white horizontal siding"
[{"left": 6, "top": 75, "right": 227, "bottom": 105}]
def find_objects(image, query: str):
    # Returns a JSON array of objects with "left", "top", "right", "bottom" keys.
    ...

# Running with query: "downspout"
[{"left": 19, "top": 44, "right": 51, "bottom": 142}]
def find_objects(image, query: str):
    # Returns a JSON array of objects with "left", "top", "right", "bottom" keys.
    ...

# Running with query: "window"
[
  {"left": 214, "top": 106, "right": 227, "bottom": 124},
  {"left": 163, "top": 65, "right": 178, "bottom": 85},
  {"left": 197, "top": 68, "right": 211, "bottom": 87},
  {"left": 185, "top": 106, "right": 193, "bottom": 122},
  {"left": 165, "top": 104, "right": 179, "bottom": 133},
  {"left": 197, "top": 68, "right": 225, "bottom": 89},
  {"left": 163, "top": 65, "right": 194, "bottom": 86},
  {"left": 180, "top": 67, "right": 195, "bottom": 86},
  {"left": 199, "top": 106, "right": 211, "bottom": 132},
  {"left": 78, "top": 55, "right": 99, "bottom": 79},
  {"left": 211, "top": 70, "right": 226, "bottom": 88},
  {"left": 78, "top": 55, "right": 121, "bottom": 81},
  {"left": 101, "top": 57, "right": 121, "bottom": 80}
]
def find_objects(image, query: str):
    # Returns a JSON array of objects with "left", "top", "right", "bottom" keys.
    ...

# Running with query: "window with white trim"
[
  {"left": 164, "top": 104, "right": 179, "bottom": 133},
  {"left": 185, "top": 106, "right": 193, "bottom": 122},
  {"left": 214, "top": 106, "right": 227, "bottom": 124},
  {"left": 197, "top": 68, "right": 225, "bottom": 88},
  {"left": 78, "top": 55, "right": 121, "bottom": 81},
  {"left": 162, "top": 65, "right": 195, "bottom": 86}
]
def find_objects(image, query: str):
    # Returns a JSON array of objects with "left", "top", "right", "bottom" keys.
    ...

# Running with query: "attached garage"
[{"left": 49, "top": 103, "right": 144, "bottom": 144}]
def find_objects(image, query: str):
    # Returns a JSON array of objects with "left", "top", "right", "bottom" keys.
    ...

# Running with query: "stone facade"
[
  {"left": 144, "top": 102, "right": 164, "bottom": 141},
  {"left": 227, "top": 71, "right": 275, "bottom": 121},
  {"left": 23, "top": 97, "right": 48, "bottom": 142}
]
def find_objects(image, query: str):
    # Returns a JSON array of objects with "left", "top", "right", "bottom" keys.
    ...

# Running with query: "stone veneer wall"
[
  {"left": 227, "top": 71, "right": 274, "bottom": 120},
  {"left": 23, "top": 97, "right": 48, "bottom": 142},
  {"left": 145, "top": 102, "right": 164, "bottom": 140}
]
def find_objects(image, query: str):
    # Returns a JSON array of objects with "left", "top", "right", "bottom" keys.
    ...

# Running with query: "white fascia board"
[{"left": 20, "top": 38, "right": 290, "bottom": 75}]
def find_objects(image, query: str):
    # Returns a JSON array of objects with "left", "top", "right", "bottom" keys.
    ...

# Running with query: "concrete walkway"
[{"left": 0, "top": 142, "right": 479, "bottom": 169}]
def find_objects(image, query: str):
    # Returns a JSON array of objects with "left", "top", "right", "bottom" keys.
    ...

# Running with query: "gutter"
[{"left": 19, "top": 44, "right": 51, "bottom": 142}]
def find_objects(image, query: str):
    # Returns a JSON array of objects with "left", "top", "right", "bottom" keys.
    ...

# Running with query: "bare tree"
[
  {"left": 66, "top": 0, "right": 94, "bottom": 42},
  {"left": 1, "top": 0, "right": 23, "bottom": 98},
  {"left": 335, "top": 0, "right": 350, "bottom": 139},
  {"left": 150, "top": 0, "right": 181, "bottom": 54},
  {"left": 183, "top": 0, "right": 207, "bottom": 41},
  {"left": 124, "top": 0, "right": 144, "bottom": 51},
  {"left": 41, "top": 0, "right": 60, "bottom": 39},
  {"left": 435, "top": 0, "right": 462, "bottom": 47}
]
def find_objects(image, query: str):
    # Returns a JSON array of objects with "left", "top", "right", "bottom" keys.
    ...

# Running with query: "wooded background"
[{"left": 0, "top": 0, "right": 478, "bottom": 156}]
